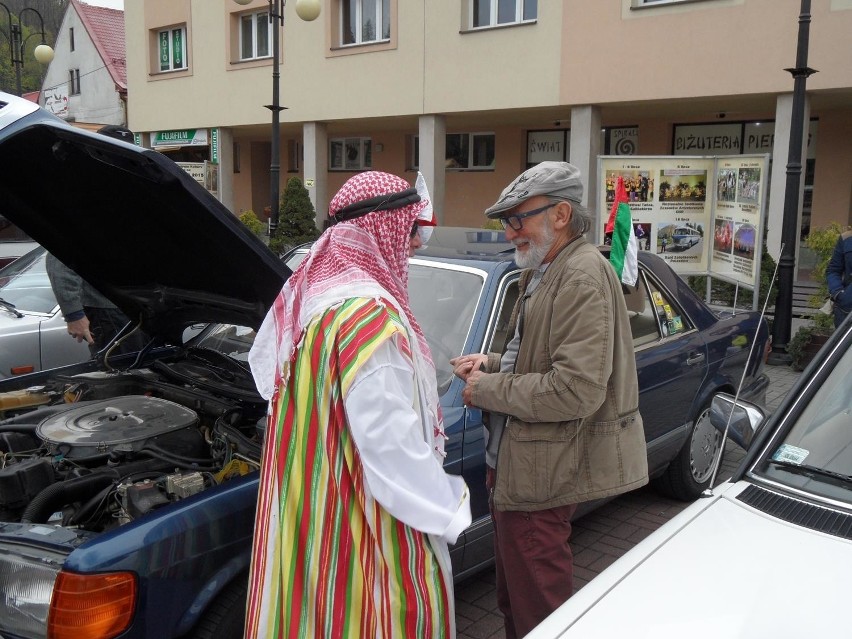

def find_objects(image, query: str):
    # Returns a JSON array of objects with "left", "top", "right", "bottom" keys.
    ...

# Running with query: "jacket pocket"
[
  {"left": 578, "top": 411, "right": 647, "bottom": 493},
  {"left": 500, "top": 419, "right": 580, "bottom": 504}
]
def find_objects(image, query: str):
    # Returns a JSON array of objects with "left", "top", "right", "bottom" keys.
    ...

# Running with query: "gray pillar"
[
  {"left": 419, "top": 115, "right": 446, "bottom": 225},
  {"left": 569, "top": 105, "right": 602, "bottom": 243},
  {"left": 303, "top": 122, "right": 329, "bottom": 228},
  {"left": 767, "top": 93, "right": 810, "bottom": 263}
]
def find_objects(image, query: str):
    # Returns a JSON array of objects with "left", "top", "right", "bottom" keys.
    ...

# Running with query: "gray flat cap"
[{"left": 485, "top": 161, "right": 584, "bottom": 219}]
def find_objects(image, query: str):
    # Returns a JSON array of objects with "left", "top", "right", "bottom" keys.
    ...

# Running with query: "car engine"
[{"left": 0, "top": 348, "right": 267, "bottom": 532}]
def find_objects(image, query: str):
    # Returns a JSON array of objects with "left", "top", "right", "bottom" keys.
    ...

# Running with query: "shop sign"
[
  {"left": 43, "top": 86, "right": 69, "bottom": 118},
  {"left": 210, "top": 128, "right": 219, "bottom": 164},
  {"left": 152, "top": 129, "right": 209, "bottom": 147},
  {"left": 527, "top": 130, "right": 568, "bottom": 164}
]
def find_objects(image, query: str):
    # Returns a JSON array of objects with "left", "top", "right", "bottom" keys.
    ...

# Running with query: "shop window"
[
  {"left": 410, "top": 133, "right": 496, "bottom": 171},
  {"left": 330, "top": 137, "right": 372, "bottom": 170},
  {"left": 157, "top": 26, "right": 187, "bottom": 72}
]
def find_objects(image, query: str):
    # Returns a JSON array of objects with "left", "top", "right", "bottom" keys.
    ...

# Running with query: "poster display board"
[{"left": 599, "top": 155, "right": 769, "bottom": 292}]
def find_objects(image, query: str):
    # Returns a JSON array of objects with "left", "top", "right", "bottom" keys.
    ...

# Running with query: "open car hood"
[{"left": 0, "top": 93, "right": 289, "bottom": 342}]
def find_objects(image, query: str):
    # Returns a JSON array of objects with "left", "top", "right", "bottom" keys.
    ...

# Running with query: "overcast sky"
[{"left": 86, "top": 0, "right": 124, "bottom": 8}]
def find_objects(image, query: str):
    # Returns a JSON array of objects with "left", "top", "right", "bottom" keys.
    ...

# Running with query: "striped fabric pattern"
[{"left": 245, "top": 297, "right": 451, "bottom": 639}]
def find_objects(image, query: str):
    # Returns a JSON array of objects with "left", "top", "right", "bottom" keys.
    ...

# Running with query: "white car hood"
[{"left": 531, "top": 481, "right": 852, "bottom": 638}]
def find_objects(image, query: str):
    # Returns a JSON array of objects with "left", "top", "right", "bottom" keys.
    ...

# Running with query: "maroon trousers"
[{"left": 488, "top": 468, "right": 578, "bottom": 638}]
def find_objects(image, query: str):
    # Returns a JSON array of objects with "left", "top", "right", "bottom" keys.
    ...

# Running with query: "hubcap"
[{"left": 690, "top": 408, "right": 721, "bottom": 484}]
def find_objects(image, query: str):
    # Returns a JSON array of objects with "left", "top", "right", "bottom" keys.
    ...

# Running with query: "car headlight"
[{"left": 0, "top": 541, "right": 64, "bottom": 639}]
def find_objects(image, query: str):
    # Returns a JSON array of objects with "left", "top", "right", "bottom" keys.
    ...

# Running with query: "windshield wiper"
[
  {"left": 0, "top": 297, "right": 24, "bottom": 318},
  {"left": 768, "top": 458, "right": 852, "bottom": 488}
]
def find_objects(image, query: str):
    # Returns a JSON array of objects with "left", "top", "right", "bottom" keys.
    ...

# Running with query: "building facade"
[
  {"left": 124, "top": 0, "right": 852, "bottom": 263},
  {"left": 39, "top": 0, "right": 127, "bottom": 130}
]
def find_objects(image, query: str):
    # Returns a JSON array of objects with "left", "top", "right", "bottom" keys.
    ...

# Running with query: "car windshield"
[
  {"left": 754, "top": 341, "right": 852, "bottom": 501},
  {"left": 196, "top": 261, "right": 485, "bottom": 395},
  {"left": 0, "top": 247, "right": 57, "bottom": 314}
]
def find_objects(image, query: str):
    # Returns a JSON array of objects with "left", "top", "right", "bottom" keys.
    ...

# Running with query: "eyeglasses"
[
  {"left": 498, "top": 203, "right": 554, "bottom": 231},
  {"left": 410, "top": 220, "right": 420, "bottom": 239}
]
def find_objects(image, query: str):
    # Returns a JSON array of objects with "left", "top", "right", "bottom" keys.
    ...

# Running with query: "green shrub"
[
  {"left": 269, "top": 177, "right": 321, "bottom": 255},
  {"left": 238, "top": 210, "right": 265, "bottom": 237}
]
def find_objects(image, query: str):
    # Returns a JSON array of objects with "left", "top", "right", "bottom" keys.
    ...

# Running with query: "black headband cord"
[{"left": 331, "top": 188, "right": 420, "bottom": 223}]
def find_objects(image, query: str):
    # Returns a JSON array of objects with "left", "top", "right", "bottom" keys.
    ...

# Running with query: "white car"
[
  {"left": 0, "top": 246, "right": 90, "bottom": 378},
  {"left": 528, "top": 315, "right": 852, "bottom": 638}
]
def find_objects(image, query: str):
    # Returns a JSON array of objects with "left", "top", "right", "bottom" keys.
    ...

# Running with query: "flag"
[{"left": 605, "top": 176, "right": 639, "bottom": 287}]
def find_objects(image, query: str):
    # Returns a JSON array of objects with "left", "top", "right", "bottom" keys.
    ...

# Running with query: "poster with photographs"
[
  {"left": 600, "top": 157, "right": 714, "bottom": 274},
  {"left": 599, "top": 155, "right": 768, "bottom": 287},
  {"left": 709, "top": 156, "right": 768, "bottom": 286}
]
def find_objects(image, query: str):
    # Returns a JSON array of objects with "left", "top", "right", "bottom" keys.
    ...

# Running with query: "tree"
[
  {"left": 268, "top": 177, "right": 321, "bottom": 255},
  {"left": 0, "top": 0, "right": 67, "bottom": 94}
]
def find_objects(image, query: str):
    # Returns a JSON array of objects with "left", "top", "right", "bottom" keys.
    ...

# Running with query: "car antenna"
[{"left": 702, "top": 243, "right": 783, "bottom": 498}]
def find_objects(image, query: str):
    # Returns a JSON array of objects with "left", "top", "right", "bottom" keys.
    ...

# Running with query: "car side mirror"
[{"left": 709, "top": 392, "right": 767, "bottom": 451}]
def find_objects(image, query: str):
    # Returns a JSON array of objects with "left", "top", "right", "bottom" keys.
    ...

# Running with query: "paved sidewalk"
[{"left": 454, "top": 362, "right": 802, "bottom": 639}]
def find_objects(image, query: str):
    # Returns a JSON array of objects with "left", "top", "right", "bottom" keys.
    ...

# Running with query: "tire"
[
  {"left": 653, "top": 402, "right": 724, "bottom": 501},
  {"left": 189, "top": 574, "right": 248, "bottom": 639}
]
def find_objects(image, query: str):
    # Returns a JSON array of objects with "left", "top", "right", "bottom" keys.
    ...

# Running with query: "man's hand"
[
  {"left": 67, "top": 317, "right": 94, "bottom": 345},
  {"left": 450, "top": 353, "right": 488, "bottom": 382},
  {"left": 462, "top": 369, "right": 485, "bottom": 408}
]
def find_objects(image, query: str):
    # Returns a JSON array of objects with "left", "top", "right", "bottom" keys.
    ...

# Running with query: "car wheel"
[
  {"left": 654, "top": 402, "right": 723, "bottom": 501},
  {"left": 189, "top": 575, "right": 247, "bottom": 639}
]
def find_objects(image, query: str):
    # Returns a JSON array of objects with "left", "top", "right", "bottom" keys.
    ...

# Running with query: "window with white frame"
[
  {"left": 446, "top": 133, "right": 495, "bottom": 169},
  {"left": 240, "top": 10, "right": 271, "bottom": 60},
  {"left": 158, "top": 26, "right": 187, "bottom": 72},
  {"left": 410, "top": 133, "right": 496, "bottom": 170},
  {"left": 472, "top": 0, "right": 537, "bottom": 29},
  {"left": 330, "top": 137, "right": 372, "bottom": 170},
  {"left": 340, "top": 0, "right": 390, "bottom": 46}
]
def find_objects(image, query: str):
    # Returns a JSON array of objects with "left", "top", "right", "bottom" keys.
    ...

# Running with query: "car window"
[
  {"left": 195, "top": 261, "right": 485, "bottom": 396},
  {"left": 755, "top": 344, "right": 852, "bottom": 502},
  {"left": 625, "top": 272, "right": 693, "bottom": 347},
  {"left": 488, "top": 277, "right": 520, "bottom": 356},
  {"left": 0, "top": 248, "right": 57, "bottom": 314},
  {"left": 409, "top": 263, "right": 484, "bottom": 394}
]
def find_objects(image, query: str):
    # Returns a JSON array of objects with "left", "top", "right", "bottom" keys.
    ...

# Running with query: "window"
[
  {"left": 472, "top": 0, "right": 537, "bottom": 28},
  {"left": 446, "top": 133, "right": 495, "bottom": 169},
  {"left": 239, "top": 10, "right": 271, "bottom": 60},
  {"left": 158, "top": 27, "right": 187, "bottom": 72},
  {"left": 329, "top": 137, "right": 372, "bottom": 170},
  {"left": 69, "top": 69, "right": 81, "bottom": 95},
  {"left": 69, "top": 27, "right": 75, "bottom": 52},
  {"left": 341, "top": 0, "right": 390, "bottom": 45},
  {"left": 410, "top": 133, "right": 496, "bottom": 170}
]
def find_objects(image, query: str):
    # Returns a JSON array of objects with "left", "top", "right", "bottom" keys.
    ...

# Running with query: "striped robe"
[{"left": 245, "top": 297, "right": 452, "bottom": 638}]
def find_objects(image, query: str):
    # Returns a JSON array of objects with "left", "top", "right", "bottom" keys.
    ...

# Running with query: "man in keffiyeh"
[{"left": 245, "top": 171, "right": 471, "bottom": 639}]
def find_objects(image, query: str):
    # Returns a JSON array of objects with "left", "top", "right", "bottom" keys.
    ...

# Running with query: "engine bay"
[{"left": 0, "top": 348, "right": 267, "bottom": 531}]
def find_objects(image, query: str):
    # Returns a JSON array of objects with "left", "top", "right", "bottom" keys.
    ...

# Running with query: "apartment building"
[{"left": 124, "top": 0, "right": 852, "bottom": 259}]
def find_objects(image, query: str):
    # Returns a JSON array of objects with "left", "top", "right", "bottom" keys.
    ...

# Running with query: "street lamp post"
[
  {"left": 233, "top": 0, "right": 320, "bottom": 237},
  {"left": 768, "top": 0, "right": 817, "bottom": 365},
  {"left": 0, "top": 2, "right": 54, "bottom": 96}
]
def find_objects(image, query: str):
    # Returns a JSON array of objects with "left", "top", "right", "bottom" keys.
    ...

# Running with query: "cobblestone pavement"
[{"left": 454, "top": 361, "right": 803, "bottom": 639}]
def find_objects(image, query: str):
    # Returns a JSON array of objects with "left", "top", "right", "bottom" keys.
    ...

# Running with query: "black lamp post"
[
  {"left": 0, "top": 2, "right": 54, "bottom": 96},
  {"left": 768, "top": 0, "right": 818, "bottom": 365},
  {"left": 233, "top": 0, "right": 320, "bottom": 236}
]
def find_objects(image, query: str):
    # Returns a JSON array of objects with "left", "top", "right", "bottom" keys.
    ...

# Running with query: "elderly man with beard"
[
  {"left": 246, "top": 171, "right": 471, "bottom": 639},
  {"left": 451, "top": 161, "right": 648, "bottom": 638}
]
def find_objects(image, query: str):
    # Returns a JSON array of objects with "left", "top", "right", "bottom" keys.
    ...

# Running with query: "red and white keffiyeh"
[{"left": 249, "top": 171, "right": 437, "bottom": 412}]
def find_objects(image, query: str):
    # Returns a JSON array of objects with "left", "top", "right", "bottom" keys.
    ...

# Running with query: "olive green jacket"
[{"left": 473, "top": 236, "right": 648, "bottom": 511}]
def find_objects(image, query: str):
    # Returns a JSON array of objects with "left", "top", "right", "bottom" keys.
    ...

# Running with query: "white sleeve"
[{"left": 344, "top": 339, "right": 471, "bottom": 545}]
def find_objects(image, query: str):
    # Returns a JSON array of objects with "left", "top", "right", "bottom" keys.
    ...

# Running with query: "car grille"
[{"left": 738, "top": 484, "right": 852, "bottom": 541}]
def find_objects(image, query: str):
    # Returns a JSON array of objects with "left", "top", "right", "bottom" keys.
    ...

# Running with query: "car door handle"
[{"left": 686, "top": 352, "right": 705, "bottom": 366}]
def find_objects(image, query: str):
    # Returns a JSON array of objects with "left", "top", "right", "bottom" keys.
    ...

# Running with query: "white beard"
[{"left": 513, "top": 223, "right": 554, "bottom": 269}]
